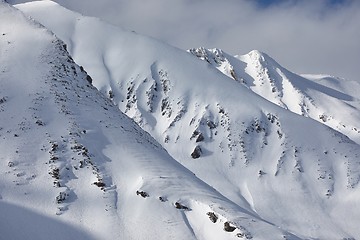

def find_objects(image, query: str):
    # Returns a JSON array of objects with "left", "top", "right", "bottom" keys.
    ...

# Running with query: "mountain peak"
[
  {"left": 243, "top": 49, "right": 280, "bottom": 69},
  {"left": 247, "top": 49, "right": 266, "bottom": 60}
]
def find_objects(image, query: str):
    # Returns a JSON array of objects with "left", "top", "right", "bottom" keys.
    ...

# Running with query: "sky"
[
  {"left": 256, "top": 0, "right": 347, "bottom": 7},
  {"left": 10, "top": 0, "right": 360, "bottom": 82}
]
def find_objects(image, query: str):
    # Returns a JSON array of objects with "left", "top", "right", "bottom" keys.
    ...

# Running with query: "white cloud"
[{"left": 11, "top": 0, "right": 360, "bottom": 81}]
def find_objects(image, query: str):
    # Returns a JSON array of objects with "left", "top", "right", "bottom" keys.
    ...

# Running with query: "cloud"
[{"left": 11, "top": 0, "right": 360, "bottom": 81}]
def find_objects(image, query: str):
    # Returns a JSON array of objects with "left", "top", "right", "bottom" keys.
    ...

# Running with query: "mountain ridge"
[
  {"left": 188, "top": 46, "right": 360, "bottom": 145},
  {"left": 1, "top": 1, "right": 360, "bottom": 239},
  {"left": 0, "top": 2, "right": 297, "bottom": 239}
]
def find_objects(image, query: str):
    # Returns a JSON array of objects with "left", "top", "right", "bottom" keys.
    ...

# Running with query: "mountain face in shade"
[{"left": 1, "top": 1, "right": 360, "bottom": 239}]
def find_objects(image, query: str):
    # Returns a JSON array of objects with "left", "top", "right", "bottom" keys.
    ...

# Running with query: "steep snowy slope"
[
  {"left": 14, "top": 1, "right": 360, "bottom": 239},
  {"left": 0, "top": 2, "right": 297, "bottom": 240},
  {"left": 188, "top": 47, "right": 360, "bottom": 145}
]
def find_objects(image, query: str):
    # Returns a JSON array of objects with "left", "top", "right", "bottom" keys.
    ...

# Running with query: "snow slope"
[
  {"left": 12, "top": 1, "right": 360, "bottom": 239},
  {"left": 0, "top": 2, "right": 297, "bottom": 239}
]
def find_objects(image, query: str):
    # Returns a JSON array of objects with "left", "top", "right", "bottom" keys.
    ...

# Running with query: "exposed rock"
[
  {"left": 207, "top": 120, "right": 216, "bottom": 129},
  {"left": 196, "top": 133, "right": 204, "bottom": 142},
  {"left": 224, "top": 222, "right": 236, "bottom": 232},
  {"left": 159, "top": 196, "right": 167, "bottom": 202},
  {"left": 108, "top": 90, "right": 114, "bottom": 99},
  {"left": 35, "top": 119, "right": 44, "bottom": 126},
  {"left": 86, "top": 75, "right": 92, "bottom": 84},
  {"left": 206, "top": 212, "right": 218, "bottom": 223},
  {"left": 191, "top": 146, "right": 202, "bottom": 159},
  {"left": 136, "top": 190, "right": 149, "bottom": 198},
  {"left": 94, "top": 181, "right": 106, "bottom": 188},
  {"left": 175, "top": 202, "right": 189, "bottom": 210},
  {"left": 49, "top": 168, "right": 60, "bottom": 180},
  {"left": 50, "top": 142, "right": 58, "bottom": 151},
  {"left": 0, "top": 97, "right": 7, "bottom": 104},
  {"left": 56, "top": 191, "right": 69, "bottom": 204}
]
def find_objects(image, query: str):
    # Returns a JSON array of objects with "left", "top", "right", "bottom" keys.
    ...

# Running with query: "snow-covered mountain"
[
  {"left": 1, "top": 1, "right": 360, "bottom": 239},
  {"left": 188, "top": 47, "right": 360, "bottom": 145},
  {"left": 1, "top": 3, "right": 295, "bottom": 239}
]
